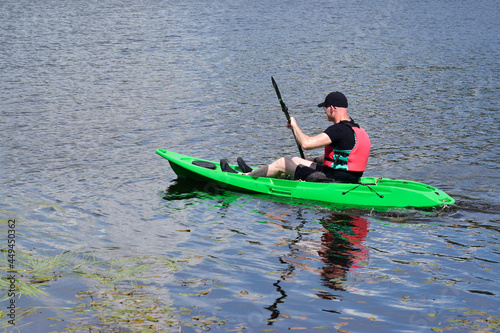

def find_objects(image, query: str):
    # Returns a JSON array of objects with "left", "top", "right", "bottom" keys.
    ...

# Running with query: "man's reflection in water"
[
  {"left": 266, "top": 212, "right": 371, "bottom": 321},
  {"left": 317, "top": 214, "right": 370, "bottom": 293}
]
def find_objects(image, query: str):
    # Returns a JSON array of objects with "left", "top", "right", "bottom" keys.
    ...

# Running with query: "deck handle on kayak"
[{"left": 343, "top": 184, "right": 384, "bottom": 198}]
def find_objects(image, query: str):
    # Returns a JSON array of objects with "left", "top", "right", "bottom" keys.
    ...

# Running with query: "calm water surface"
[{"left": 1, "top": 0, "right": 499, "bottom": 332}]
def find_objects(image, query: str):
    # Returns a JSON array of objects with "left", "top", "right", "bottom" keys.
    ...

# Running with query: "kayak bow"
[{"left": 156, "top": 149, "right": 455, "bottom": 211}]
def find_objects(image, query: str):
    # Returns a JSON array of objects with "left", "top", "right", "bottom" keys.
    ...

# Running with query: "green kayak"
[{"left": 156, "top": 149, "right": 455, "bottom": 211}]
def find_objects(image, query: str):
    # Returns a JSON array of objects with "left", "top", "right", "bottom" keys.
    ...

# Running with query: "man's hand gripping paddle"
[{"left": 271, "top": 76, "right": 305, "bottom": 159}]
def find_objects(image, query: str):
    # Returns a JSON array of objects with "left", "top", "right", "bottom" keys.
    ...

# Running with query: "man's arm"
[{"left": 288, "top": 117, "right": 332, "bottom": 150}]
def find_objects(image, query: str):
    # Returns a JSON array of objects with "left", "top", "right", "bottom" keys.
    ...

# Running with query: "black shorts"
[{"left": 294, "top": 163, "right": 362, "bottom": 183}]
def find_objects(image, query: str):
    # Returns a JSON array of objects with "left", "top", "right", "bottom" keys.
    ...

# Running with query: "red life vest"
[{"left": 324, "top": 123, "right": 371, "bottom": 172}]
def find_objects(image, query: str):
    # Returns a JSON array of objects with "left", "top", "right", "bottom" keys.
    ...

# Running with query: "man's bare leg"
[
  {"left": 291, "top": 156, "right": 314, "bottom": 167},
  {"left": 247, "top": 157, "right": 298, "bottom": 178}
]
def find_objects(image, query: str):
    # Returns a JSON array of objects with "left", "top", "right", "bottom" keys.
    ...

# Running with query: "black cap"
[{"left": 317, "top": 92, "right": 348, "bottom": 108}]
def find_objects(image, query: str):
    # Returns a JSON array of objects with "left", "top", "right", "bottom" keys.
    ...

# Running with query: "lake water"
[{"left": 1, "top": 0, "right": 499, "bottom": 332}]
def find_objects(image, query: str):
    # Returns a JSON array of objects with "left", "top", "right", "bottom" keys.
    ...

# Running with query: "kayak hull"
[{"left": 156, "top": 149, "right": 455, "bottom": 211}]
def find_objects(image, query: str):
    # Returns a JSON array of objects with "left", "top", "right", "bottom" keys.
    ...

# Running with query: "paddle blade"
[{"left": 271, "top": 76, "right": 288, "bottom": 113}]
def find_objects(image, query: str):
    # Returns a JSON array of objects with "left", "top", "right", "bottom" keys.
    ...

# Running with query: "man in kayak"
[{"left": 221, "top": 91, "right": 371, "bottom": 183}]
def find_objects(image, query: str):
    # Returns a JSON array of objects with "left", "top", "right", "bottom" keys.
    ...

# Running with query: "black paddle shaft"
[{"left": 271, "top": 76, "right": 305, "bottom": 159}]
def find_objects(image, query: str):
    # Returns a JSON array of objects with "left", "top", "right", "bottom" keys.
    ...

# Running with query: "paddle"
[{"left": 271, "top": 76, "right": 305, "bottom": 159}]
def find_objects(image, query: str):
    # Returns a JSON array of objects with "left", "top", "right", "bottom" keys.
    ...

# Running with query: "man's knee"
[{"left": 274, "top": 157, "right": 287, "bottom": 168}]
